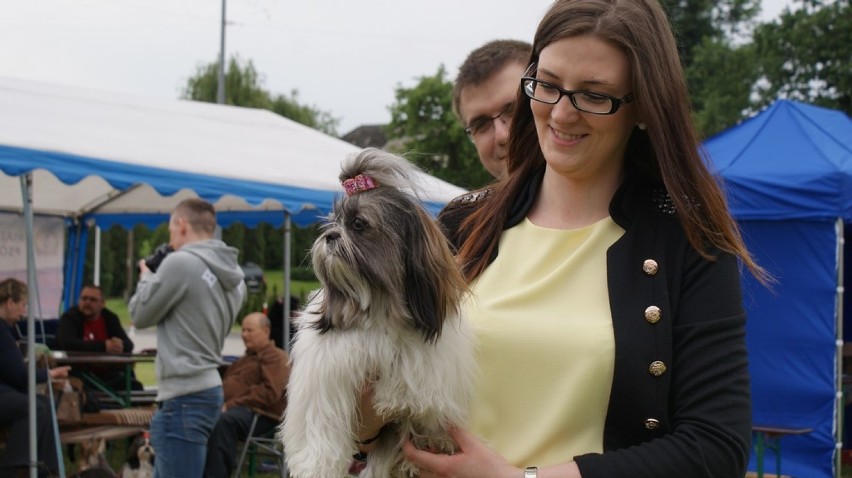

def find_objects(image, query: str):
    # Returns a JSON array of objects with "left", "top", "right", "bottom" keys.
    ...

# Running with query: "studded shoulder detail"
[
  {"left": 652, "top": 187, "right": 677, "bottom": 215},
  {"left": 451, "top": 188, "right": 492, "bottom": 205},
  {"left": 652, "top": 187, "right": 701, "bottom": 217}
]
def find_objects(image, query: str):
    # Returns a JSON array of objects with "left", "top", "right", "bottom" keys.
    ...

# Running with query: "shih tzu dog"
[
  {"left": 281, "top": 148, "right": 475, "bottom": 478},
  {"left": 119, "top": 431, "right": 155, "bottom": 478}
]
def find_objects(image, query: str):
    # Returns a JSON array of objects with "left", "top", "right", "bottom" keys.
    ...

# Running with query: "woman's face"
[
  {"left": 531, "top": 35, "right": 637, "bottom": 183},
  {"left": 2, "top": 297, "right": 27, "bottom": 324}
]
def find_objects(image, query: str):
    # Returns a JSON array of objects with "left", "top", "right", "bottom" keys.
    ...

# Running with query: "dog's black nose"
[{"left": 325, "top": 231, "right": 340, "bottom": 243}]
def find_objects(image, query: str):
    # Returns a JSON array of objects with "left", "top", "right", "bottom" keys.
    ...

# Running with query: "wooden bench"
[
  {"left": 751, "top": 425, "right": 813, "bottom": 478},
  {"left": 59, "top": 407, "right": 155, "bottom": 444}
]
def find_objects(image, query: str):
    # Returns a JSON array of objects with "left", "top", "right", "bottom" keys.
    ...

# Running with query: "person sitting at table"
[
  {"left": 0, "top": 277, "right": 70, "bottom": 478},
  {"left": 203, "top": 312, "right": 290, "bottom": 478},
  {"left": 57, "top": 284, "right": 143, "bottom": 391}
]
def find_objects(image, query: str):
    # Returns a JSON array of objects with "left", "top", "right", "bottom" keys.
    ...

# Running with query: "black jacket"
[
  {"left": 0, "top": 322, "right": 48, "bottom": 392},
  {"left": 57, "top": 306, "right": 134, "bottom": 353},
  {"left": 438, "top": 173, "right": 751, "bottom": 478}
]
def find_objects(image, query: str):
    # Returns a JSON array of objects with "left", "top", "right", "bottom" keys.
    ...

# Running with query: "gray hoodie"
[{"left": 130, "top": 239, "right": 246, "bottom": 401}]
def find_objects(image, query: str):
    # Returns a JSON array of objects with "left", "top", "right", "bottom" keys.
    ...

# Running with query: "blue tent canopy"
[
  {"left": 0, "top": 77, "right": 466, "bottom": 311},
  {"left": 704, "top": 100, "right": 852, "bottom": 478}
]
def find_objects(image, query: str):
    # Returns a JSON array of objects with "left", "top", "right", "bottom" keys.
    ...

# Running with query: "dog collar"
[{"left": 343, "top": 174, "right": 378, "bottom": 196}]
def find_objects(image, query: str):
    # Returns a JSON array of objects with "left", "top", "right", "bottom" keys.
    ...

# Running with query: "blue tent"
[{"left": 704, "top": 100, "right": 852, "bottom": 478}]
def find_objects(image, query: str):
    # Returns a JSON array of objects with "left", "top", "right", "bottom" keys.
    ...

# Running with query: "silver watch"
[{"left": 524, "top": 466, "right": 538, "bottom": 478}]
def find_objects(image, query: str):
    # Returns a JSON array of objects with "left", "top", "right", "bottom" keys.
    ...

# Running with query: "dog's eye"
[{"left": 351, "top": 217, "right": 368, "bottom": 231}]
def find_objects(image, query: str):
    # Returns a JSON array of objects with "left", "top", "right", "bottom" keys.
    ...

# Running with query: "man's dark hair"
[{"left": 452, "top": 39, "right": 532, "bottom": 120}]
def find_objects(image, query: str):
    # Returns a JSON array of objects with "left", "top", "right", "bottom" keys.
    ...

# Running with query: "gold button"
[
  {"left": 649, "top": 361, "right": 667, "bottom": 376},
  {"left": 645, "top": 306, "right": 662, "bottom": 324},
  {"left": 644, "top": 418, "right": 660, "bottom": 430},
  {"left": 642, "top": 259, "right": 658, "bottom": 276}
]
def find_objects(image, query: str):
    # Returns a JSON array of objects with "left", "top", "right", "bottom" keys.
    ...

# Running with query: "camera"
[{"left": 144, "top": 243, "right": 174, "bottom": 273}]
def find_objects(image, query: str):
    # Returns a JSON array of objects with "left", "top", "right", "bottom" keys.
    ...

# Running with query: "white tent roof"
[{"left": 0, "top": 76, "right": 465, "bottom": 226}]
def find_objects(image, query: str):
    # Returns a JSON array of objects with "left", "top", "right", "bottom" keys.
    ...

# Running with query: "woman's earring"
[{"left": 637, "top": 122, "right": 647, "bottom": 131}]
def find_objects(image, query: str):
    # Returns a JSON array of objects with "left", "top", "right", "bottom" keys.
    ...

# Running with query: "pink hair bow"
[{"left": 342, "top": 174, "right": 378, "bottom": 196}]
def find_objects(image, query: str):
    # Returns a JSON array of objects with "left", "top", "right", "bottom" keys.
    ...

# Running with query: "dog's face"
[
  {"left": 311, "top": 186, "right": 465, "bottom": 341},
  {"left": 126, "top": 432, "right": 155, "bottom": 469}
]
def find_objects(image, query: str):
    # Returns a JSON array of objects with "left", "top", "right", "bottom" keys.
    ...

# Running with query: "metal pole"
[
  {"left": 20, "top": 175, "right": 38, "bottom": 478},
  {"left": 217, "top": 0, "right": 226, "bottom": 104},
  {"left": 835, "top": 217, "right": 845, "bottom": 478},
  {"left": 93, "top": 225, "right": 101, "bottom": 286},
  {"left": 283, "top": 212, "right": 292, "bottom": 353}
]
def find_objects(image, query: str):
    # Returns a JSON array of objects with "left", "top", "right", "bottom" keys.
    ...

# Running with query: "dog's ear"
[
  {"left": 126, "top": 437, "right": 141, "bottom": 468},
  {"left": 404, "top": 208, "right": 466, "bottom": 342}
]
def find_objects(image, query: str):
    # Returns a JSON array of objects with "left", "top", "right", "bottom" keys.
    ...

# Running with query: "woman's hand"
[
  {"left": 403, "top": 427, "right": 519, "bottom": 478},
  {"left": 49, "top": 366, "right": 71, "bottom": 379}
]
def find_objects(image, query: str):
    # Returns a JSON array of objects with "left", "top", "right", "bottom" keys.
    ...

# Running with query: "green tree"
[
  {"left": 687, "top": 39, "right": 759, "bottom": 136},
  {"left": 182, "top": 55, "right": 339, "bottom": 135},
  {"left": 385, "top": 65, "right": 490, "bottom": 190},
  {"left": 752, "top": 0, "right": 851, "bottom": 113},
  {"left": 662, "top": 0, "right": 760, "bottom": 68}
]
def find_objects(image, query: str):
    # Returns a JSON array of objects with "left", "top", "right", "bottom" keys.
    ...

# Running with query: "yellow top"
[{"left": 465, "top": 216, "right": 624, "bottom": 466}]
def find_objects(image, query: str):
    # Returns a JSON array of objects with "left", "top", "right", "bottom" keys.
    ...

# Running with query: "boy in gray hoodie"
[{"left": 130, "top": 198, "right": 246, "bottom": 478}]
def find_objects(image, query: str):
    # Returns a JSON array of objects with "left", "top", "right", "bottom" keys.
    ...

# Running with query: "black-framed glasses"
[
  {"left": 464, "top": 102, "right": 515, "bottom": 139},
  {"left": 521, "top": 77, "right": 632, "bottom": 115}
]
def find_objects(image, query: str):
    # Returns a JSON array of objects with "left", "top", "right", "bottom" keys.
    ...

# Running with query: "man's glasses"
[
  {"left": 80, "top": 296, "right": 101, "bottom": 302},
  {"left": 521, "top": 77, "right": 632, "bottom": 115},
  {"left": 465, "top": 102, "right": 515, "bottom": 139}
]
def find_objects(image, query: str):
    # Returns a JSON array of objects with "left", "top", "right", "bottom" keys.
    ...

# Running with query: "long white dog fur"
[{"left": 281, "top": 148, "right": 475, "bottom": 478}]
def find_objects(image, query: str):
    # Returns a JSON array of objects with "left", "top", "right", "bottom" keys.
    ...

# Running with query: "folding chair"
[{"left": 232, "top": 413, "right": 287, "bottom": 478}]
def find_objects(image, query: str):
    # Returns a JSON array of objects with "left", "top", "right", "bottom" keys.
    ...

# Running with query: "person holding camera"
[{"left": 129, "top": 198, "right": 246, "bottom": 478}]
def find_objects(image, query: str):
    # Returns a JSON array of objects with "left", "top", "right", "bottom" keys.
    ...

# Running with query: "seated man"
[
  {"left": 57, "top": 284, "right": 143, "bottom": 391},
  {"left": 203, "top": 312, "right": 290, "bottom": 478}
]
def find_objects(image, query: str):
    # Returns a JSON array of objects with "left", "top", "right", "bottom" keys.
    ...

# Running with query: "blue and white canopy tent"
[
  {"left": 0, "top": 76, "right": 465, "bottom": 313},
  {"left": 0, "top": 76, "right": 465, "bottom": 477},
  {"left": 704, "top": 100, "right": 852, "bottom": 478}
]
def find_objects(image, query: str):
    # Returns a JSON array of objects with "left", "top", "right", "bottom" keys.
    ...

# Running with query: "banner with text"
[{"left": 0, "top": 212, "right": 65, "bottom": 317}]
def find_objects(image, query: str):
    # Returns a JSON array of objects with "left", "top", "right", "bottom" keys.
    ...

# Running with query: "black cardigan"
[
  {"left": 438, "top": 175, "right": 751, "bottom": 478},
  {"left": 57, "top": 306, "right": 134, "bottom": 353}
]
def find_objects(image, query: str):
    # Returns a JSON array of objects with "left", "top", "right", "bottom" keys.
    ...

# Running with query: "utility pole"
[{"left": 217, "top": 0, "right": 226, "bottom": 104}]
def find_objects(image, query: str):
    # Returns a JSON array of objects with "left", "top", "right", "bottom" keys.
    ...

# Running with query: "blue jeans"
[{"left": 150, "top": 386, "right": 223, "bottom": 478}]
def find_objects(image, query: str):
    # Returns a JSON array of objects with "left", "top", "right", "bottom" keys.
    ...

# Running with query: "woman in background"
[{"left": 0, "top": 278, "right": 70, "bottom": 477}]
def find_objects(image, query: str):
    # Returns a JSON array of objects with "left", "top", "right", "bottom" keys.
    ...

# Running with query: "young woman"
[{"left": 393, "top": 1, "right": 765, "bottom": 477}]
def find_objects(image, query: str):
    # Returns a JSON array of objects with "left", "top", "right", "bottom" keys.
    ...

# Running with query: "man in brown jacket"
[{"left": 203, "top": 312, "right": 290, "bottom": 478}]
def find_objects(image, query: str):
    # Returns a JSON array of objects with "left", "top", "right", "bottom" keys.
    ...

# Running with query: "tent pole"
[
  {"left": 283, "top": 212, "right": 292, "bottom": 353},
  {"left": 93, "top": 225, "right": 101, "bottom": 286},
  {"left": 836, "top": 217, "right": 846, "bottom": 478}
]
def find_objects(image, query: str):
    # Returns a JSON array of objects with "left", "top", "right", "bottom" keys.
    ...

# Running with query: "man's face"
[
  {"left": 459, "top": 62, "right": 527, "bottom": 179},
  {"left": 241, "top": 315, "right": 270, "bottom": 352},
  {"left": 168, "top": 213, "right": 187, "bottom": 250},
  {"left": 78, "top": 287, "right": 104, "bottom": 320}
]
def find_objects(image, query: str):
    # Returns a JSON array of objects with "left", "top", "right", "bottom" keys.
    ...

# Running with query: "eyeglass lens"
[
  {"left": 467, "top": 103, "right": 515, "bottom": 137},
  {"left": 523, "top": 79, "right": 621, "bottom": 115}
]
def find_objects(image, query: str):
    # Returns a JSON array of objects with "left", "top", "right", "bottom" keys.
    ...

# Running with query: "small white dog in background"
[
  {"left": 119, "top": 431, "right": 155, "bottom": 478},
  {"left": 281, "top": 148, "right": 475, "bottom": 478}
]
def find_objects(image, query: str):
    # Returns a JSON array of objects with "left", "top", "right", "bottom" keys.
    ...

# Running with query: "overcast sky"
[{"left": 0, "top": 0, "right": 791, "bottom": 135}]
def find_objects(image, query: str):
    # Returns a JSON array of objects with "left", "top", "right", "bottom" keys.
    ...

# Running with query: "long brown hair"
[{"left": 457, "top": 0, "right": 766, "bottom": 283}]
